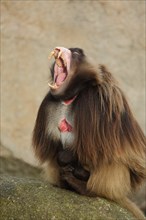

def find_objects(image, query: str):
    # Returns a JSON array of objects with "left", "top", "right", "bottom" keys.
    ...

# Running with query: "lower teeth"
[{"left": 48, "top": 83, "right": 58, "bottom": 89}]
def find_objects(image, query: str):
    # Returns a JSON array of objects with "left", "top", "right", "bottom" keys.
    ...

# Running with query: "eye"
[
  {"left": 69, "top": 48, "right": 85, "bottom": 60},
  {"left": 73, "top": 52, "right": 80, "bottom": 55}
]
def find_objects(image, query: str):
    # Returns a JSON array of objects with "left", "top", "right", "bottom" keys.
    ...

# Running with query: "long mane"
[{"left": 72, "top": 65, "right": 146, "bottom": 186}]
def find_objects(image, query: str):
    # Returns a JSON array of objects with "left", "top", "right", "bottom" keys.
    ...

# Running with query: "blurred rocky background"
[{"left": 1, "top": 0, "right": 145, "bottom": 217}]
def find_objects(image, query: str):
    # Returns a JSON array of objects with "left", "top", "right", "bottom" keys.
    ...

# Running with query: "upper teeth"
[
  {"left": 48, "top": 51, "right": 55, "bottom": 60},
  {"left": 49, "top": 49, "right": 61, "bottom": 60},
  {"left": 49, "top": 49, "right": 66, "bottom": 67},
  {"left": 58, "top": 50, "right": 62, "bottom": 58},
  {"left": 56, "top": 58, "right": 63, "bottom": 67}
]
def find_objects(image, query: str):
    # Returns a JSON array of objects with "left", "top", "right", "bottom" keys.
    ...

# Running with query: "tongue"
[{"left": 56, "top": 73, "right": 66, "bottom": 86}]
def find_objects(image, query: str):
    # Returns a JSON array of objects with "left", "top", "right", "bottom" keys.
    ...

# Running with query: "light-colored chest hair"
[{"left": 46, "top": 102, "right": 74, "bottom": 148}]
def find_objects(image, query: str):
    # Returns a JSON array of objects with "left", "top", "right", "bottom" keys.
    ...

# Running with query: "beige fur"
[
  {"left": 87, "top": 162, "right": 131, "bottom": 200},
  {"left": 43, "top": 159, "right": 60, "bottom": 186}
]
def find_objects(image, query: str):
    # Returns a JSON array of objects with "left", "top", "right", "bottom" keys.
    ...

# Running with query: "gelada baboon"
[{"left": 33, "top": 47, "right": 146, "bottom": 219}]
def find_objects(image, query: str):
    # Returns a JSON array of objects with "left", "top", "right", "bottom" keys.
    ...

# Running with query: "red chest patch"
[{"left": 58, "top": 118, "right": 73, "bottom": 132}]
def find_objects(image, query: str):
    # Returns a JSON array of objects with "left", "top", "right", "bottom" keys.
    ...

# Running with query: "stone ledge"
[{"left": 0, "top": 175, "right": 136, "bottom": 220}]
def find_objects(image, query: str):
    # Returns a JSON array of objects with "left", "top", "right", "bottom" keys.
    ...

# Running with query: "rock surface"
[
  {"left": 1, "top": 1, "right": 145, "bottom": 165},
  {"left": 0, "top": 156, "right": 144, "bottom": 220},
  {"left": 0, "top": 175, "right": 136, "bottom": 220},
  {"left": 0, "top": 156, "right": 41, "bottom": 179}
]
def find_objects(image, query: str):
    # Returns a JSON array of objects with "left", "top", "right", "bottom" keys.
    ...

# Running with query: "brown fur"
[
  {"left": 73, "top": 65, "right": 145, "bottom": 184},
  {"left": 33, "top": 48, "right": 146, "bottom": 219}
]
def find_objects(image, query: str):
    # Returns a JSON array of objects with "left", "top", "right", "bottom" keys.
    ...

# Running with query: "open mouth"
[{"left": 48, "top": 47, "right": 71, "bottom": 90}]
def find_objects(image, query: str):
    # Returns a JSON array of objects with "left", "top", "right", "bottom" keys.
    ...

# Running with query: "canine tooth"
[
  {"left": 48, "top": 83, "right": 58, "bottom": 89},
  {"left": 56, "top": 58, "right": 63, "bottom": 67},
  {"left": 48, "top": 51, "right": 55, "bottom": 60},
  {"left": 54, "top": 49, "right": 59, "bottom": 59},
  {"left": 58, "top": 50, "right": 62, "bottom": 58}
]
